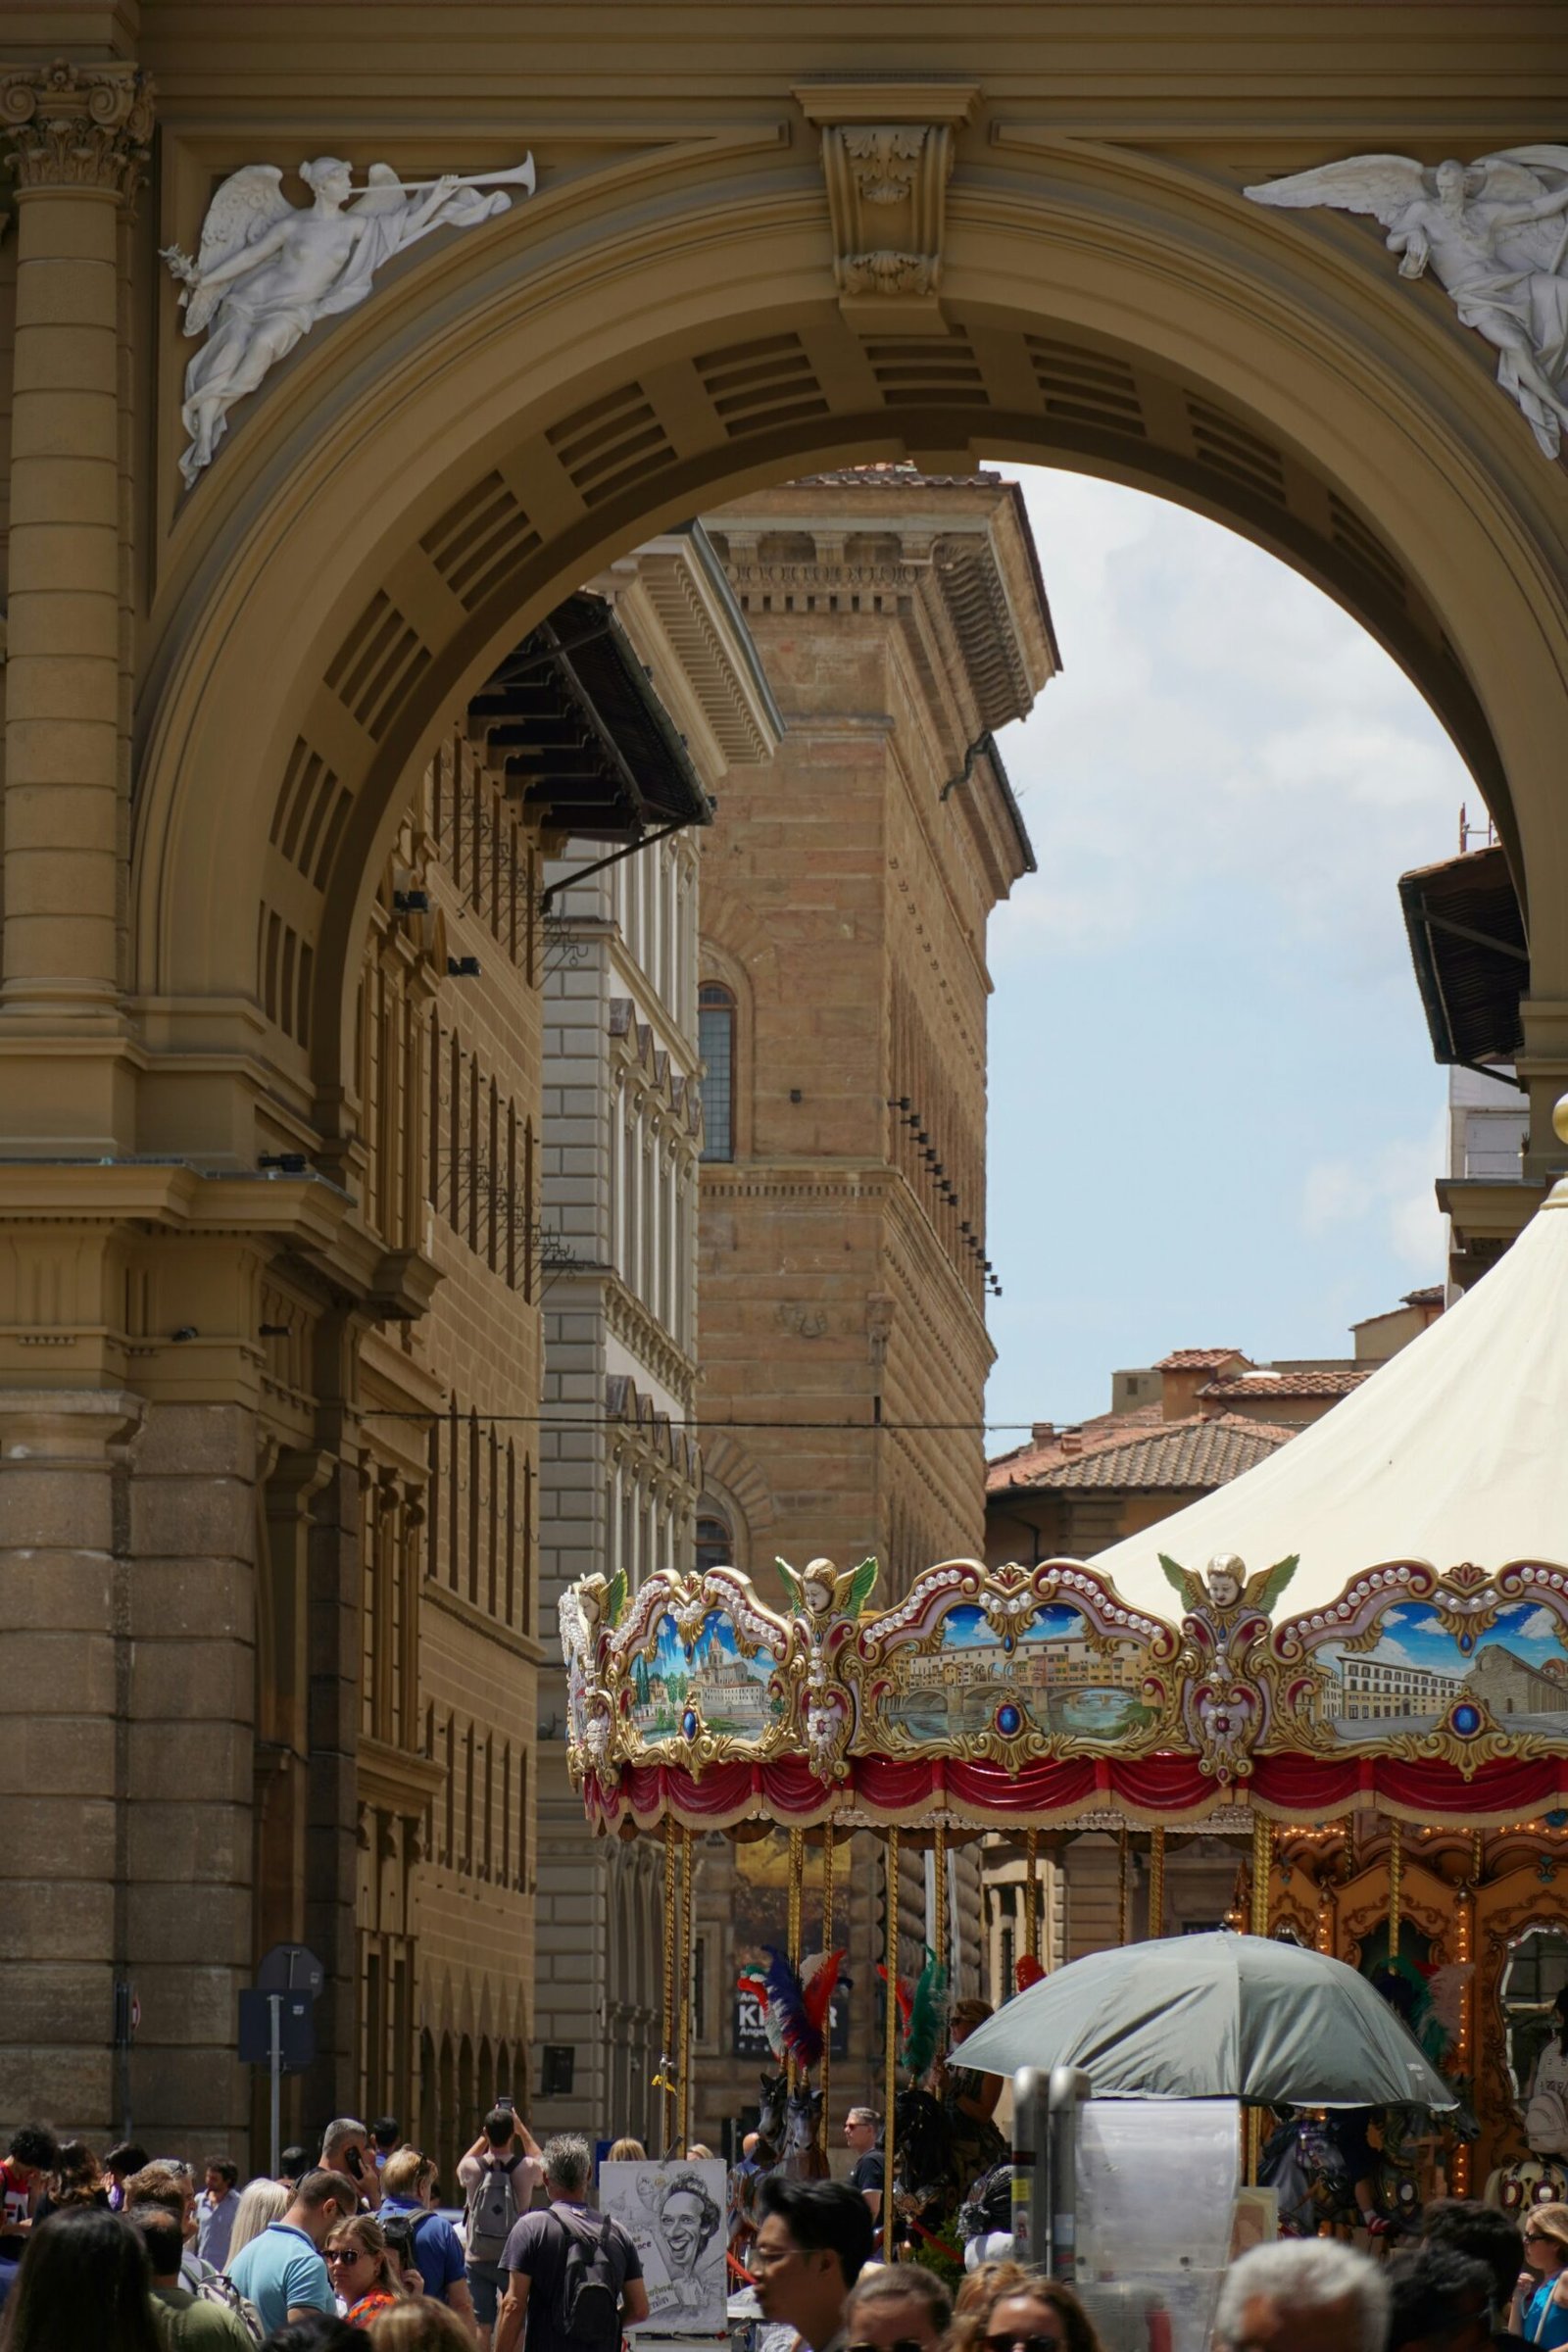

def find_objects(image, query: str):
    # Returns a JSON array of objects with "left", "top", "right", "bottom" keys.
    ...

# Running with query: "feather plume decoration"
[
  {"left": 801, "top": 1948, "right": 845, "bottom": 2044},
  {"left": 764, "top": 1945, "right": 827, "bottom": 2070},
  {"left": 877, "top": 1963, "right": 912, "bottom": 2036},
  {"left": 1015, "top": 1954, "right": 1047, "bottom": 1993},
  {"left": 738, "top": 1964, "right": 784, "bottom": 2058},
  {"left": 902, "top": 1946, "right": 949, "bottom": 2078}
]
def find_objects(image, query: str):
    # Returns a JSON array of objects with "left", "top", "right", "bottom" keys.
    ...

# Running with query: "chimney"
[
  {"left": 1031, "top": 1421, "right": 1054, "bottom": 1446},
  {"left": 1059, "top": 1427, "right": 1084, "bottom": 1457}
]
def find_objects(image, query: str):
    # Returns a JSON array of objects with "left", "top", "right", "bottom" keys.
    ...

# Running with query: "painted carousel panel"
[
  {"left": 1279, "top": 1566, "right": 1568, "bottom": 1763},
  {"left": 628, "top": 1606, "right": 789, "bottom": 1744},
  {"left": 869, "top": 1597, "right": 1158, "bottom": 1747}
]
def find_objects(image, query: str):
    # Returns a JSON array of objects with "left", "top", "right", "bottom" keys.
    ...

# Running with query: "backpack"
[
  {"left": 466, "top": 2154, "right": 524, "bottom": 2264},
  {"left": 196, "top": 2272, "right": 266, "bottom": 2345},
  {"left": 551, "top": 2207, "right": 623, "bottom": 2352}
]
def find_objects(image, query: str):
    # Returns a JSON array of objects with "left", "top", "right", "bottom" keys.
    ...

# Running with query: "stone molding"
[
  {"left": 0, "top": 59, "right": 154, "bottom": 198},
  {"left": 0, "top": 1385, "right": 144, "bottom": 1462},
  {"left": 795, "top": 81, "right": 979, "bottom": 329}
]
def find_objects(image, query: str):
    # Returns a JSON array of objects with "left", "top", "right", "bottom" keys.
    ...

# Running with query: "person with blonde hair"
[
  {"left": 369, "top": 2302, "right": 477, "bottom": 2352},
  {"left": 952, "top": 2260, "right": 1032, "bottom": 2335},
  {"left": 226, "top": 2178, "right": 289, "bottom": 2262},
  {"left": 844, "top": 2259, "right": 951, "bottom": 2352},
  {"left": 378, "top": 2147, "right": 474, "bottom": 2328},
  {"left": 324, "top": 2214, "right": 408, "bottom": 2328},
  {"left": 605, "top": 2139, "right": 644, "bottom": 2164},
  {"left": 1511, "top": 2200, "right": 1568, "bottom": 2344},
  {"left": 960, "top": 2268, "right": 1106, "bottom": 2352}
]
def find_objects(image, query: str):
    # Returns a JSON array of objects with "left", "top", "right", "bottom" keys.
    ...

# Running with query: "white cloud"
[
  {"left": 1299, "top": 1109, "right": 1447, "bottom": 1280},
  {"left": 982, "top": 466, "right": 1465, "bottom": 1424},
  {"left": 990, "top": 469, "right": 1471, "bottom": 973}
]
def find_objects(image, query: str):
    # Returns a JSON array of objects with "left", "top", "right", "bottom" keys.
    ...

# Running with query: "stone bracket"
[{"left": 794, "top": 82, "right": 979, "bottom": 333}]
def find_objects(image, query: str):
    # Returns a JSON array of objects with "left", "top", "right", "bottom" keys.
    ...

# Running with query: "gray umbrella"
[{"left": 956, "top": 1932, "right": 1457, "bottom": 2109}]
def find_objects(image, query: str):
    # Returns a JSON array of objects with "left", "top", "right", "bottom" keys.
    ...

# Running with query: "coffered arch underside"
[{"left": 136, "top": 192, "right": 1548, "bottom": 1146}]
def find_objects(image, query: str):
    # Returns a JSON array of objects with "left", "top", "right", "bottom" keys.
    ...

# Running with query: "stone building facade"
[
  {"left": 530, "top": 529, "right": 782, "bottom": 2144},
  {"left": 683, "top": 471, "right": 1055, "bottom": 2137}
]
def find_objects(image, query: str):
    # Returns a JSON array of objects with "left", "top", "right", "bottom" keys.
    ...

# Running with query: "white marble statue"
[
  {"left": 162, "top": 153, "right": 535, "bottom": 485},
  {"left": 1246, "top": 146, "right": 1568, "bottom": 458}
]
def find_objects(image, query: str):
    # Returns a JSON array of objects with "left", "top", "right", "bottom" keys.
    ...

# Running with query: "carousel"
[{"left": 562, "top": 1111, "right": 1568, "bottom": 2235}]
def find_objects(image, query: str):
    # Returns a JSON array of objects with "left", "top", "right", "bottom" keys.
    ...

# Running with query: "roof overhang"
[
  {"left": 467, "top": 591, "right": 713, "bottom": 843},
  {"left": 1398, "top": 843, "right": 1528, "bottom": 1073}
]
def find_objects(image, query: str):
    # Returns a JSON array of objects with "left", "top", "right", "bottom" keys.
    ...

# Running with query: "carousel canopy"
[{"left": 1094, "top": 1170, "right": 1568, "bottom": 1616}]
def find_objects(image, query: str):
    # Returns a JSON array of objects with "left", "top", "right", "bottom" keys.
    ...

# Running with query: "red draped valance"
[{"left": 584, "top": 1750, "right": 1568, "bottom": 1837}]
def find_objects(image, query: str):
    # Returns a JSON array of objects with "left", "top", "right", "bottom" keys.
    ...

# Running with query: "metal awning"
[
  {"left": 1397, "top": 842, "right": 1527, "bottom": 1072},
  {"left": 467, "top": 591, "right": 714, "bottom": 842}
]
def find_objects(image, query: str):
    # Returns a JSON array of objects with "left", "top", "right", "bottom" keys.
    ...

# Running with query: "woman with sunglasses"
[
  {"left": 1511, "top": 2201, "right": 1568, "bottom": 2345},
  {"left": 843, "top": 2257, "right": 952, "bottom": 2352},
  {"left": 324, "top": 2215, "right": 409, "bottom": 2328},
  {"left": 964, "top": 2274, "right": 1105, "bottom": 2352}
]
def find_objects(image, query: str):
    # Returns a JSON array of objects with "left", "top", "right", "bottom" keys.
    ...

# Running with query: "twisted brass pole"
[
  {"left": 884, "top": 1827, "right": 899, "bottom": 2263},
  {"left": 662, "top": 1814, "right": 678, "bottom": 2153},
  {"left": 677, "top": 1825, "right": 694, "bottom": 2153},
  {"left": 819, "top": 1827, "right": 836, "bottom": 2131}
]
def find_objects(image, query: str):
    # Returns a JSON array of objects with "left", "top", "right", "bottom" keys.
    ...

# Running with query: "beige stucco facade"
[{"left": 1, "top": 3, "right": 1567, "bottom": 2149}]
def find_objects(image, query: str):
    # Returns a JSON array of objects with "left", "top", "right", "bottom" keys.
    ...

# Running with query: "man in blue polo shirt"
[
  {"left": 227, "top": 2170, "right": 356, "bottom": 2331},
  {"left": 379, "top": 2145, "right": 476, "bottom": 2329}
]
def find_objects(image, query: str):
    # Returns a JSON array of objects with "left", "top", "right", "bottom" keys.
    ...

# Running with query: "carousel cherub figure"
[{"left": 776, "top": 1555, "right": 879, "bottom": 1623}]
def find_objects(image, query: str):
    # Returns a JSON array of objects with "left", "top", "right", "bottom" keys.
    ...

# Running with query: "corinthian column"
[{"left": 0, "top": 61, "right": 151, "bottom": 1017}]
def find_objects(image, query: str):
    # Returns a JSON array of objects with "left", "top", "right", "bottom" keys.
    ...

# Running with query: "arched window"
[
  {"left": 696, "top": 1514, "right": 732, "bottom": 1576},
  {"left": 698, "top": 982, "right": 735, "bottom": 1161}
]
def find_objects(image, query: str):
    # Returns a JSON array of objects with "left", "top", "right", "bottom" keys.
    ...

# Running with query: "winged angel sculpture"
[
  {"left": 162, "top": 153, "right": 535, "bottom": 486},
  {"left": 1247, "top": 148, "right": 1568, "bottom": 458}
]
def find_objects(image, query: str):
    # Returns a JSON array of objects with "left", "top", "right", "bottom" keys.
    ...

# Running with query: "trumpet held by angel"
[
  {"left": 1246, "top": 146, "right": 1568, "bottom": 458},
  {"left": 162, "top": 151, "right": 535, "bottom": 486}
]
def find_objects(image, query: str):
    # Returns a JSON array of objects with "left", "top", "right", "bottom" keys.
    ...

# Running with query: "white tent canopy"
[{"left": 1091, "top": 1176, "right": 1568, "bottom": 1619}]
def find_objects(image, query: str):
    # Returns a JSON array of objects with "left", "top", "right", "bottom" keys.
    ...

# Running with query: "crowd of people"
[
  {"left": 0, "top": 2109, "right": 545, "bottom": 2352},
  {"left": 1, "top": 2100, "right": 1563, "bottom": 2352}
]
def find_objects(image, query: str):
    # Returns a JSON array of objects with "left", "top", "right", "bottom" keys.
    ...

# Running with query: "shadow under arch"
[{"left": 129, "top": 172, "right": 1568, "bottom": 1160}]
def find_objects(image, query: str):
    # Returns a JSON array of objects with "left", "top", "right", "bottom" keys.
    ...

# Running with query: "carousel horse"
[
  {"left": 892, "top": 2084, "right": 959, "bottom": 2230},
  {"left": 758, "top": 2071, "right": 787, "bottom": 2153},
  {"left": 1485, "top": 2154, "right": 1568, "bottom": 2213},
  {"left": 782, "top": 2083, "right": 828, "bottom": 2178},
  {"left": 1260, "top": 2113, "right": 1381, "bottom": 2238}
]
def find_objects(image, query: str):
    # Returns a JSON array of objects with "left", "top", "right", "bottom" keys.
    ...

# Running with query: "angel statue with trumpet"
[
  {"left": 1247, "top": 146, "right": 1568, "bottom": 459},
  {"left": 161, "top": 152, "right": 535, "bottom": 485}
]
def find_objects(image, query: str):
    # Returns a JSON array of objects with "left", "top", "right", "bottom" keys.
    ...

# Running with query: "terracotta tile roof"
[
  {"left": 1152, "top": 1348, "right": 1250, "bottom": 1372},
  {"left": 986, "top": 1403, "right": 1162, "bottom": 1494},
  {"left": 1403, "top": 1285, "right": 1445, "bottom": 1306},
  {"left": 1198, "top": 1367, "right": 1370, "bottom": 1400},
  {"left": 1024, "top": 1412, "right": 1292, "bottom": 1493}
]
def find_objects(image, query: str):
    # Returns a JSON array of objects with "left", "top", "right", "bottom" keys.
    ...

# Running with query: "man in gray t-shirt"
[{"left": 493, "top": 2135, "right": 648, "bottom": 2352}]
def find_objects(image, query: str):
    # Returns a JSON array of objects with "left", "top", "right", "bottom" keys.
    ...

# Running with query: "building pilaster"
[
  {"left": 0, "top": 62, "right": 151, "bottom": 1110},
  {"left": 0, "top": 1387, "right": 143, "bottom": 2133}
]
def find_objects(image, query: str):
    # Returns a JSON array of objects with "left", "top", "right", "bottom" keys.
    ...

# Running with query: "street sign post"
[{"left": 242, "top": 1945, "right": 323, "bottom": 2178}]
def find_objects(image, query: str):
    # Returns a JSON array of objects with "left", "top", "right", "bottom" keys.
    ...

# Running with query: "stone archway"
[
  {"left": 129, "top": 143, "right": 1568, "bottom": 1178},
  {"left": 7, "top": 15, "right": 1568, "bottom": 2148}
]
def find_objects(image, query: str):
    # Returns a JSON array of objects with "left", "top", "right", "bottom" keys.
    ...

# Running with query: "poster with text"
[{"left": 599, "top": 2158, "right": 728, "bottom": 2335}]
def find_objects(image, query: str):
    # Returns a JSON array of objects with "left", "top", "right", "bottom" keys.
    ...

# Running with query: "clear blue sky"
[{"left": 981, "top": 466, "right": 1469, "bottom": 1437}]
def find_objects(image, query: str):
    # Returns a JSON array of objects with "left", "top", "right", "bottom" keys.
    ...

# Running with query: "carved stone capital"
[
  {"left": 795, "top": 82, "right": 979, "bottom": 330},
  {"left": 0, "top": 59, "right": 154, "bottom": 199}
]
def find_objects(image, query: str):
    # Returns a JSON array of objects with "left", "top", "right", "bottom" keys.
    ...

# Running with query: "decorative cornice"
[{"left": 0, "top": 59, "right": 154, "bottom": 199}]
